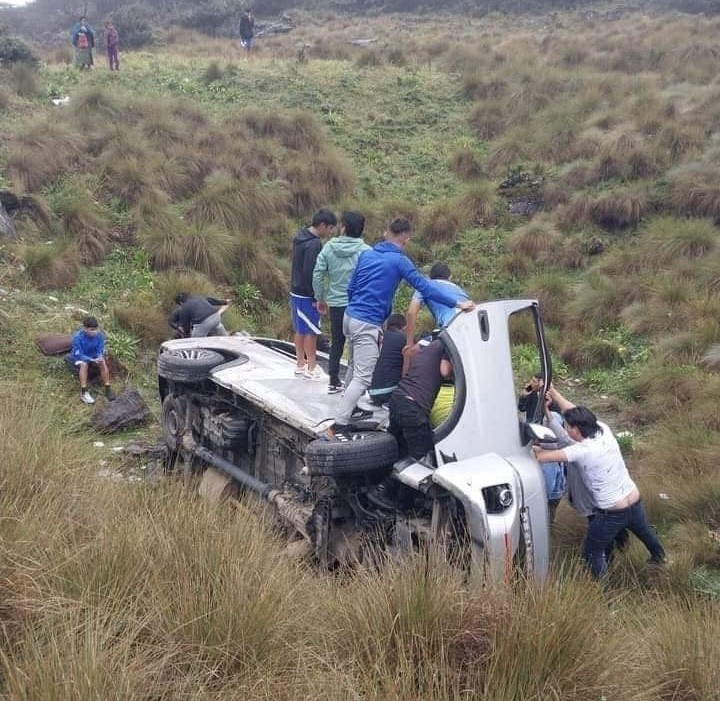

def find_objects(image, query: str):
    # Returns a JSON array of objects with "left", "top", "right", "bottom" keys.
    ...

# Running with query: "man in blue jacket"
[
  {"left": 64, "top": 316, "right": 115, "bottom": 404},
  {"left": 333, "top": 218, "right": 474, "bottom": 429}
]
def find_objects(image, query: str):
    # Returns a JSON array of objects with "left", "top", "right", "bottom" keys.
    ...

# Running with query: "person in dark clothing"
[
  {"left": 168, "top": 293, "right": 230, "bottom": 338},
  {"left": 290, "top": 209, "right": 337, "bottom": 380},
  {"left": 104, "top": 21, "right": 120, "bottom": 71},
  {"left": 518, "top": 373, "right": 545, "bottom": 422},
  {"left": 368, "top": 314, "right": 406, "bottom": 407},
  {"left": 388, "top": 339, "right": 452, "bottom": 461},
  {"left": 64, "top": 315, "right": 116, "bottom": 404},
  {"left": 239, "top": 10, "right": 255, "bottom": 52}
]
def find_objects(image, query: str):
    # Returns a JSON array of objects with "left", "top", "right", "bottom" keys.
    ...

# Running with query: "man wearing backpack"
[{"left": 71, "top": 16, "right": 95, "bottom": 70}]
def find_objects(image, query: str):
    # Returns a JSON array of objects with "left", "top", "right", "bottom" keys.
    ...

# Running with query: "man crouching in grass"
[{"left": 64, "top": 316, "right": 116, "bottom": 404}]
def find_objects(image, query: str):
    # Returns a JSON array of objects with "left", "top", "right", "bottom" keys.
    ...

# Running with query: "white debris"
[
  {"left": 112, "top": 446, "right": 124, "bottom": 453},
  {"left": 51, "top": 96, "right": 71, "bottom": 106},
  {"left": 659, "top": 493, "right": 670, "bottom": 500},
  {"left": 93, "top": 441, "right": 105, "bottom": 448},
  {"left": 48, "top": 295, "right": 58, "bottom": 302}
]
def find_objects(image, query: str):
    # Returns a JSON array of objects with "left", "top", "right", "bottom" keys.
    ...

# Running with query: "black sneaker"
[
  {"left": 327, "top": 383, "right": 343, "bottom": 395},
  {"left": 351, "top": 407, "right": 373, "bottom": 420}
]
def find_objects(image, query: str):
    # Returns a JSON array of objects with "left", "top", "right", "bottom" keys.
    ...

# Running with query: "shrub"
[
  {"left": 524, "top": 271, "right": 571, "bottom": 326},
  {"left": 667, "top": 163, "right": 720, "bottom": 221},
  {"left": 457, "top": 182, "right": 498, "bottom": 226},
  {"left": 450, "top": 148, "right": 483, "bottom": 180},
  {"left": 201, "top": 60, "right": 224, "bottom": 85},
  {"left": 48, "top": 180, "right": 112, "bottom": 264},
  {"left": 71, "top": 87, "right": 124, "bottom": 121},
  {"left": 187, "top": 175, "right": 287, "bottom": 231},
  {"left": 108, "top": 3, "right": 154, "bottom": 49},
  {"left": 8, "top": 63, "right": 38, "bottom": 98},
  {"left": 237, "top": 109, "right": 325, "bottom": 153},
  {"left": 0, "top": 34, "right": 38, "bottom": 65},
  {"left": 156, "top": 271, "right": 217, "bottom": 312},
  {"left": 468, "top": 101, "right": 507, "bottom": 141},
  {"left": 101, "top": 155, "right": 161, "bottom": 205},
  {"left": 113, "top": 293, "right": 169, "bottom": 346},
  {"left": 642, "top": 216, "right": 717, "bottom": 266},
  {"left": 184, "top": 223, "right": 234, "bottom": 280},
  {"left": 509, "top": 216, "right": 561, "bottom": 263},
  {"left": 23, "top": 241, "right": 81, "bottom": 290},
  {"left": 420, "top": 200, "right": 464, "bottom": 245}
]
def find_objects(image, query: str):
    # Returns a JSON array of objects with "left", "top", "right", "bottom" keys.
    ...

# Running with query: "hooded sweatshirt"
[
  {"left": 290, "top": 227, "right": 322, "bottom": 298},
  {"left": 346, "top": 241, "right": 464, "bottom": 327},
  {"left": 312, "top": 236, "right": 371, "bottom": 307}
]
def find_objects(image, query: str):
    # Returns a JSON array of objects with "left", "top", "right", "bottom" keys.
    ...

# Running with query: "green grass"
[{"left": 2, "top": 12, "right": 720, "bottom": 698}]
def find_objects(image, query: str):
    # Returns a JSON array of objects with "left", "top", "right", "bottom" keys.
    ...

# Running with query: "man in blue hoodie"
[
  {"left": 312, "top": 211, "right": 370, "bottom": 394},
  {"left": 64, "top": 316, "right": 115, "bottom": 404},
  {"left": 333, "top": 218, "right": 474, "bottom": 429},
  {"left": 290, "top": 209, "right": 337, "bottom": 380}
]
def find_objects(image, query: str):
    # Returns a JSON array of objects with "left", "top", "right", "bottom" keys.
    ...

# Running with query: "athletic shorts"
[{"left": 290, "top": 294, "right": 321, "bottom": 335}]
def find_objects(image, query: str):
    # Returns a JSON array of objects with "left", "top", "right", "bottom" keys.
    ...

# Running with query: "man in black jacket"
[
  {"left": 290, "top": 209, "right": 337, "bottom": 380},
  {"left": 168, "top": 293, "right": 230, "bottom": 338}
]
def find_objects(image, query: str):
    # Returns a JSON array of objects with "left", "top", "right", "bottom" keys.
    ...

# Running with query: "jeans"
[
  {"left": 388, "top": 394, "right": 433, "bottom": 460},
  {"left": 584, "top": 500, "right": 665, "bottom": 579},
  {"left": 107, "top": 46, "right": 119, "bottom": 70},
  {"left": 328, "top": 305, "right": 346, "bottom": 386}
]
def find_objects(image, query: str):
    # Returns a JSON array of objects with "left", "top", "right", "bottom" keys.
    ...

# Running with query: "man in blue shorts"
[
  {"left": 290, "top": 209, "right": 337, "bottom": 380},
  {"left": 333, "top": 218, "right": 474, "bottom": 429},
  {"left": 404, "top": 262, "right": 469, "bottom": 348}
]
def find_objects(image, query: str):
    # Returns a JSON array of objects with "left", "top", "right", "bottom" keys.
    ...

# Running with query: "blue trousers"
[{"left": 584, "top": 500, "right": 665, "bottom": 579}]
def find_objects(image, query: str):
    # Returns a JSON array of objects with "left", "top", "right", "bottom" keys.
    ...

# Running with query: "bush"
[
  {"left": 8, "top": 63, "right": 38, "bottom": 97},
  {"left": 0, "top": 34, "right": 38, "bottom": 66},
  {"left": 23, "top": 241, "right": 81, "bottom": 290},
  {"left": 108, "top": 4, "right": 154, "bottom": 49},
  {"left": 450, "top": 148, "right": 483, "bottom": 180}
]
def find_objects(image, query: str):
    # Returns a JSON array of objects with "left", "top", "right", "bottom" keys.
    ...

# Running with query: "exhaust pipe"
[{"left": 191, "top": 444, "right": 312, "bottom": 540}]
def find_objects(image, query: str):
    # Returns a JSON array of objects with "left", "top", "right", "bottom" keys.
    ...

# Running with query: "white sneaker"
[
  {"left": 81, "top": 391, "right": 95, "bottom": 405},
  {"left": 294, "top": 365, "right": 307, "bottom": 376},
  {"left": 304, "top": 366, "right": 327, "bottom": 381}
]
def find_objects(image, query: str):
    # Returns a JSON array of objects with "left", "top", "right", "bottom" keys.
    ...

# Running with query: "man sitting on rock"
[{"left": 64, "top": 316, "right": 116, "bottom": 404}]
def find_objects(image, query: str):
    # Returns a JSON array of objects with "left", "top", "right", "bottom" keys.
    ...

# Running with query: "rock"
[
  {"left": 0, "top": 202, "right": 16, "bottom": 240},
  {"left": 92, "top": 388, "right": 151, "bottom": 433}
]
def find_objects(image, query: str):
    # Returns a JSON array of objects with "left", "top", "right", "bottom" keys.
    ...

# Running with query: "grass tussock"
[
  {"left": 23, "top": 241, "right": 81, "bottom": 290},
  {"left": 187, "top": 174, "right": 287, "bottom": 231},
  {"left": 667, "top": 163, "right": 720, "bottom": 221},
  {"left": 509, "top": 216, "right": 562, "bottom": 263},
  {"left": 449, "top": 147, "right": 484, "bottom": 180}
]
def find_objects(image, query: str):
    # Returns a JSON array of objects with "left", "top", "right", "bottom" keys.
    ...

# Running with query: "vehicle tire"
[
  {"left": 305, "top": 431, "right": 399, "bottom": 476},
  {"left": 157, "top": 348, "right": 225, "bottom": 383},
  {"left": 161, "top": 394, "right": 188, "bottom": 452}
]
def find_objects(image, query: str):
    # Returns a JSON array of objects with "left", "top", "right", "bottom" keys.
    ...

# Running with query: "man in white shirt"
[{"left": 532, "top": 387, "right": 665, "bottom": 579}]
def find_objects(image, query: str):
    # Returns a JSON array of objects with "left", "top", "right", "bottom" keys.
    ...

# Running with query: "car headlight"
[{"left": 482, "top": 484, "right": 514, "bottom": 513}]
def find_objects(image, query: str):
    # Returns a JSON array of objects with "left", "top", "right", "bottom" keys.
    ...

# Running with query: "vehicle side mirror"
[{"left": 522, "top": 422, "right": 557, "bottom": 445}]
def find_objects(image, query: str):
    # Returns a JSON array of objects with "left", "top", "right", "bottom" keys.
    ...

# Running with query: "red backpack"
[{"left": 77, "top": 31, "right": 89, "bottom": 49}]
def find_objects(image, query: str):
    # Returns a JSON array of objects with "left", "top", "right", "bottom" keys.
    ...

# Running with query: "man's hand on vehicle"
[{"left": 457, "top": 300, "right": 475, "bottom": 312}]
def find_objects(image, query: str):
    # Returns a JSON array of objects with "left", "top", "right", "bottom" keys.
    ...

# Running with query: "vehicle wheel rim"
[{"left": 171, "top": 349, "right": 218, "bottom": 360}]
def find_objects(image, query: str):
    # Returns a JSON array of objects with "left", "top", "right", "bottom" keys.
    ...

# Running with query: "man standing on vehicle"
[
  {"left": 532, "top": 386, "right": 666, "bottom": 579},
  {"left": 404, "top": 262, "right": 469, "bottom": 348},
  {"left": 332, "top": 218, "right": 474, "bottom": 430},
  {"left": 312, "top": 211, "right": 370, "bottom": 394},
  {"left": 291, "top": 209, "right": 337, "bottom": 380}
]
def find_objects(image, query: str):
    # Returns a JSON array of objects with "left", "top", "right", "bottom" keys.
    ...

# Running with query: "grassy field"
[{"left": 1, "top": 10, "right": 720, "bottom": 699}]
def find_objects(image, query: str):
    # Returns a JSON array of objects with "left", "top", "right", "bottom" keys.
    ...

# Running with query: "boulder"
[
  {"left": 92, "top": 388, "right": 151, "bottom": 433},
  {"left": 0, "top": 202, "right": 16, "bottom": 240}
]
